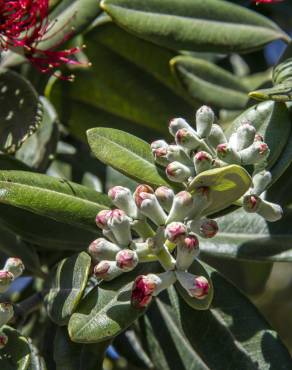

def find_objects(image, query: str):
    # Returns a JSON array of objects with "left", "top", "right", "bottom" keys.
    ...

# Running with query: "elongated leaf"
[
  {"left": 188, "top": 165, "right": 251, "bottom": 215},
  {"left": 101, "top": 0, "right": 288, "bottom": 54},
  {"left": 228, "top": 101, "right": 291, "bottom": 169},
  {"left": 54, "top": 327, "right": 109, "bottom": 370},
  {"left": 142, "top": 269, "right": 291, "bottom": 370},
  {"left": 45, "top": 252, "right": 91, "bottom": 325},
  {"left": 0, "top": 69, "right": 42, "bottom": 154},
  {"left": 170, "top": 56, "right": 248, "bottom": 109},
  {"left": 0, "top": 171, "right": 110, "bottom": 232},
  {"left": 249, "top": 81, "right": 292, "bottom": 102},
  {"left": 68, "top": 263, "right": 160, "bottom": 343},
  {"left": 87, "top": 128, "right": 170, "bottom": 187}
]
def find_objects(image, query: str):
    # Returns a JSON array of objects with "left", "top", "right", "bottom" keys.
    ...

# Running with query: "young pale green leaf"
[
  {"left": 273, "top": 57, "right": 292, "bottom": 85},
  {"left": 68, "top": 263, "right": 160, "bottom": 343},
  {"left": 0, "top": 170, "right": 110, "bottom": 233},
  {"left": 101, "top": 0, "right": 288, "bottom": 54},
  {"left": 249, "top": 81, "right": 292, "bottom": 102},
  {"left": 175, "top": 260, "right": 213, "bottom": 310},
  {"left": 54, "top": 327, "right": 109, "bottom": 370},
  {"left": 87, "top": 127, "right": 170, "bottom": 187},
  {"left": 45, "top": 252, "right": 91, "bottom": 325},
  {"left": 170, "top": 56, "right": 248, "bottom": 109},
  {"left": 188, "top": 165, "right": 251, "bottom": 215},
  {"left": 229, "top": 101, "right": 291, "bottom": 169},
  {"left": 0, "top": 69, "right": 43, "bottom": 154}
]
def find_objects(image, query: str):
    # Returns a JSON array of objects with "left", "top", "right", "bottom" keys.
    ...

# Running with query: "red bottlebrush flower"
[{"left": 0, "top": 0, "right": 85, "bottom": 79}]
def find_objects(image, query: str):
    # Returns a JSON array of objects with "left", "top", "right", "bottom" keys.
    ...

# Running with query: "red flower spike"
[{"left": 0, "top": 0, "right": 87, "bottom": 79}]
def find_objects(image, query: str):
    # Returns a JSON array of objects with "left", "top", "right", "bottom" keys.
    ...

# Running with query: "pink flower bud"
[
  {"left": 131, "top": 271, "right": 176, "bottom": 309},
  {"left": 176, "top": 272, "right": 209, "bottom": 299},
  {"left": 188, "top": 218, "right": 218, "bottom": 238},
  {"left": 135, "top": 192, "right": 167, "bottom": 226},
  {"left": 95, "top": 209, "right": 111, "bottom": 229},
  {"left": 207, "top": 124, "right": 227, "bottom": 148},
  {"left": 108, "top": 186, "right": 138, "bottom": 219},
  {"left": 0, "top": 302, "right": 14, "bottom": 327},
  {"left": 88, "top": 238, "right": 121, "bottom": 262},
  {"left": 0, "top": 332, "right": 8, "bottom": 349},
  {"left": 93, "top": 261, "right": 123, "bottom": 281},
  {"left": 244, "top": 195, "right": 282, "bottom": 222},
  {"left": 150, "top": 140, "right": 168, "bottom": 151},
  {"left": 175, "top": 128, "right": 202, "bottom": 150},
  {"left": 251, "top": 170, "right": 272, "bottom": 195},
  {"left": 243, "top": 194, "right": 260, "bottom": 212},
  {"left": 155, "top": 186, "right": 174, "bottom": 212},
  {"left": 196, "top": 105, "right": 214, "bottom": 138},
  {"left": 239, "top": 141, "right": 270, "bottom": 165},
  {"left": 169, "top": 118, "right": 193, "bottom": 137},
  {"left": 4, "top": 258, "right": 25, "bottom": 279},
  {"left": 166, "top": 161, "right": 193, "bottom": 183},
  {"left": 216, "top": 143, "right": 240, "bottom": 164},
  {"left": 0, "top": 270, "right": 14, "bottom": 293},
  {"left": 107, "top": 209, "right": 132, "bottom": 247},
  {"left": 134, "top": 185, "right": 154, "bottom": 208},
  {"left": 188, "top": 187, "right": 211, "bottom": 219},
  {"left": 166, "top": 145, "right": 192, "bottom": 166},
  {"left": 254, "top": 133, "right": 264, "bottom": 142},
  {"left": 116, "top": 249, "right": 138, "bottom": 271},
  {"left": 193, "top": 151, "right": 212, "bottom": 174},
  {"left": 235, "top": 122, "right": 256, "bottom": 151},
  {"left": 165, "top": 222, "right": 187, "bottom": 242},
  {"left": 166, "top": 191, "right": 193, "bottom": 223},
  {"left": 176, "top": 235, "right": 200, "bottom": 270},
  {"left": 152, "top": 147, "right": 169, "bottom": 166}
]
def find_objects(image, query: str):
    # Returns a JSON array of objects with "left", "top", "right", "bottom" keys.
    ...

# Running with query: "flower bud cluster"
[
  {"left": 0, "top": 257, "right": 25, "bottom": 348},
  {"left": 152, "top": 105, "right": 282, "bottom": 222}
]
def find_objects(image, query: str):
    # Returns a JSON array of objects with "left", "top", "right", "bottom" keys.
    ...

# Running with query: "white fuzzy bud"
[
  {"left": 93, "top": 260, "right": 123, "bottom": 281},
  {"left": 176, "top": 235, "right": 200, "bottom": 271},
  {"left": 166, "top": 161, "right": 193, "bottom": 183},
  {"left": 166, "top": 191, "right": 193, "bottom": 223},
  {"left": 155, "top": 186, "right": 174, "bottom": 212},
  {"left": 108, "top": 186, "right": 138, "bottom": 219},
  {"left": 193, "top": 151, "right": 213, "bottom": 174},
  {"left": 169, "top": 118, "right": 194, "bottom": 137},
  {"left": 196, "top": 105, "right": 214, "bottom": 138},
  {"left": 0, "top": 302, "right": 14, "bottom": 327},
  {"left": 116, "top": 249, "right": 138, "bottom": 272},
  {"left": 88, "top": 238, "right": 121, "bottom": 262},
  {"left": 235, "top": 122, "right": 256, "bottom": 151},
  {"left": 107, "top": 209, "right": 132, "bottom": 247},
  {"left": 239, "top": 141, "right": 270, "bottom": 165},
  {"left": 207, "top": 124, "right": 227, "bottom": 148},
  {"left": 251, "top": 170, "right": 272, "bottom": 195}
]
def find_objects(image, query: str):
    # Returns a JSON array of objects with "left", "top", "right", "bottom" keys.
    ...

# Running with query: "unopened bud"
[
  {"left": 216, "top": 143, "right": 240, "bottom": 164},
  {"left": 134, "top": 185, "right": 154, "bottom": 208},
  {"left": 175, "top": 128, "right": 202, "bottom": 151},
  {"left": 251, "top": 170, "right": 272, "bottom": 195},
  {"left": 239, "top": 141, "right": 270, "bottom": 165},
  {"left": 131, "top": 271, "right": 176, "bottom": 309},
  {"left": 0, "top": 302, "right": 14, "bottom": 327},
  {"left": 116, "top": 249, "right": 138, "bottom": 271},
  {"left": 107, "top": 209, "right": 132, "bottom": 247},
  {"left": 176, "top": 235, "right": 199, "bottom": 270},
  {"left": 207, "top": 124, "right": 227, "bottom": 148},
  {"left": 4, "top": 258, "right": 24, "bottom": 279},
  {"left": 243, "top": 194, "right": 260, "bottom": 212},
  {"left": 152, "top": 147, "right": 169, "bottom": 166},
  {"left": 150, "top": 140, "right": 168, "bottom": 151},
  {"left": 188, "top": 218, "right": 218, "bottom": 238},
  {"left": 188, "top": 187, "right": 211, "bottom": 219},
  {"left": 176, "top": 272, "right": 209, "bottom": 299},
  {"left": 193, "top": 151, "right": 212, "bottom": 174},
  {"left": 93, "top": 260, "right": 123, "bottom": 281},
  {"left": 166, "top": 145, "right": 192, "bottom": 166},
  {"left": 155, "top": 186, "right": 174, "bottom": 212},
  {"left": 235, "top": 122, "right": 256, "bottom": 151},
  {"left": 165, "top": 222, "right": 187, "bottom": 243},
  {"left": 166, "top": 161, "right": 193, "bottom": 183},
  {"left": 196, "top": 105, "right": 214, "bottom": 138},
  {"left": 88, "top": 238, "right": 121, "bottom": 262},
  {"left": 0, "top": 270, "right": 14, "bottom": 293},
  {"left": 166, "top": 191, "right": 193, "bottom": 223},
  {"left": 135, "top": 192, "right": 167, "bottom": 226},
  {"left": 108, "top": 186, "right": 138, "bottom": 219},
  {"left": 0, "top": 332, "right": 8, "bottom": 349},
  {"left": 169, "top": 118, "right": 193, "bottom": 137},
  {"left": 243, "top": 194, "right": 282, "bottom": 222},
  {"left": 95, "top": 209, "right": 111, "bottom": 229}
]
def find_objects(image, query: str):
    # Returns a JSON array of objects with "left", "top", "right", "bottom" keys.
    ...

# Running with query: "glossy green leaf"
[
  {"left": 175, "top": 260, "right": 213, "bottom": 310},
  {"left": 87, "top": 128, "right": 170, "bottom": 187},
  {"left": 0, "top": 171, "right": 110, "bottom": 232},
  {"left": 228, "top": 101, "right": 291, "bottom": 169},
  {"left": 0, "top": 69, "right": 42, "bottom": 154},
  {"left": 249, "top": 81, "right": 292, "bottom": 102},
  {"left": 68, "top": 263, "right": 160, "bottom": 343},
  {"left": 101, "top": 0, "right": 288, "bottom": 54},
  {"left": 170, "top": 56, "right": 248, "bottom": 109},
  {"left": 54, "top": 327, "right": 109, "bottom": 370},
  {"left": 188, "top": 165, "right": 251, "bottom": 215},
  {"left": 273, "top": 57, "right": 292, "bottom": 85},
  {"left": 45, "top": 252, "right": 91, "bottom": 325}
]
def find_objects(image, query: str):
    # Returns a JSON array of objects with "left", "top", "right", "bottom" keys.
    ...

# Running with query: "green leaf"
[
  {"left": 15, "top": 97, "right": 59, "bottom": 171},
  {"left": 175, "top": 260, "right": 213, "bottom": 310},
  {"left": 0, "top": 69, "right": 42, "bottom": 154},
  {"left": 0, "top": 170, "right": 110, "bottom": 232},
  {"left": 45, "top": 252, "right": 91, "bottom": 325},
  {"left": 228, "top": 101, "right": 291, "bottom": 169},
  {"left": 0, "top": 326, "right": 31, "bottom": 370},
  {"left": 68, "top": 263, "right": 160, "bottom": 343},
  {"left": 101, "top": 0, "right": 288, "bottom": 54},
  {"left": 142, "top": 269, "right": 291, "bottom": 370},
  {"left": 200, "top": 208, "right": 292, "bottom": 262},
  {"left": 54, "top": 327, "right": 109, "bottom": 370},
  {"left": 170, "top": 56, "right": 248, "bottom": 109},
  {"left": 87, "top": 128, "right": 170, "bottom": 187},
  {"left": 188, "top": 165, "right": 251, "bottom": 215},
  {"left": 249, "top": 81, "right": 292, "bottom": 102}
]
